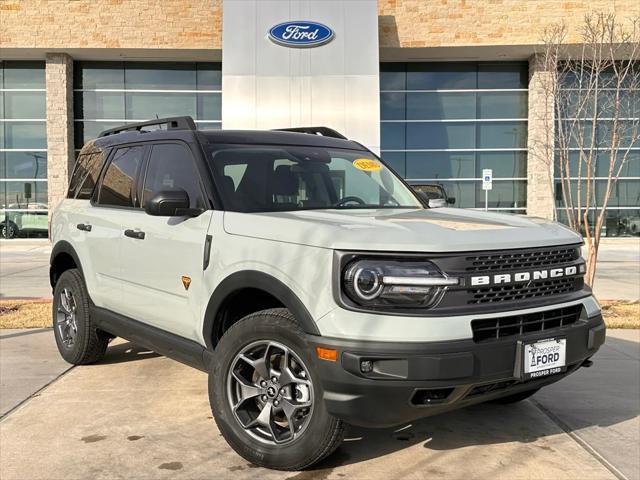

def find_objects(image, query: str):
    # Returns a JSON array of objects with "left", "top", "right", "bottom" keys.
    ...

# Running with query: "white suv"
[{"left": 50, "top": 117, "right": 605, "bottom": 470}]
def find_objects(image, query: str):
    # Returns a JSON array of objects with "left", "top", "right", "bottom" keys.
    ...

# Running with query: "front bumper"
[{"left": 307, "top": 312, "right": 605, "bottom": 428}]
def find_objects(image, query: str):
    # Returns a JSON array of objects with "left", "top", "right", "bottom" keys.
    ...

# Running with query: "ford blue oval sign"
[{"left": 268, "top": 21, "right": 334, "bottom": 48}]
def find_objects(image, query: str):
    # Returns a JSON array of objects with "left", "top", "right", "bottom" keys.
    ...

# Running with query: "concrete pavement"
[
  {"left": 1, "top": 238, "right": 638, "bottom": 300},
  {"left": 0, "top": 241, "right": 51, "bottom": 299},
  {"left": 588, "top": 239, "right": 640, "bottom": 302},
  {"left": 0, "top": 331, "right": 638, "bottom": 479},
  {"left": 0, "top": 328, "right": 71, "bottom": 417}
]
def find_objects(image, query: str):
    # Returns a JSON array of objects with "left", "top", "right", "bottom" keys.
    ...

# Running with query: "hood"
[{"left": 223, "top": 208, "right": 583, "bottom": 252}]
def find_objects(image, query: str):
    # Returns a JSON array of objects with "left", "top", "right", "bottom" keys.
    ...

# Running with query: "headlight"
[{"left": 342, "top": 259, "right": 458, "bottom": 309}]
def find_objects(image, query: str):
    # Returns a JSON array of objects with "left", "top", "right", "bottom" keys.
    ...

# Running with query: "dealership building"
[{"left": 1, "top": 0, "right": 638, "bottom": 239}]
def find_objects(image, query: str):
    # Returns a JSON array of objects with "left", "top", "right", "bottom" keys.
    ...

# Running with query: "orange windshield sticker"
[{"left": 353, "top": 158, "right": 383, "bottom": 172}]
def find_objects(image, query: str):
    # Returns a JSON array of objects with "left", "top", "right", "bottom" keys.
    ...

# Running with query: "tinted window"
[
  {"left": 406, "top": 62, "right": 476, "bottom": 90},
  {"left": 142, "top": 143, "right": 205, "bottom": 209},
  {"left": 98, "top": 146, "right": 145, "bottom": 207},
  {"left": 68, "top": 151, "right": 107, "bottom": 199},
  {"left": 67, "top": 154, "right": 90, "bottom": 198}
]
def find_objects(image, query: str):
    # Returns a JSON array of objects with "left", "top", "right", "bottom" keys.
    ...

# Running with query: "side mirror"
[
  {"left": 428, "top": 198, "right": 447, "bottom": 208},
  {"left": 447, "top": 197, "right": 456, "bottom": 205},
  {"left": 144, "top": 189, "right": 200, "bottom": 217}
]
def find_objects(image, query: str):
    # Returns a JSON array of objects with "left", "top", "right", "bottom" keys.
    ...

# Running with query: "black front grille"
[
  {"left": 468, "top": 277, "right": 582, "bottom": 304},
  {"left": 471, "top": 304, "right": 583, "bottom": 342},
  {"left": 465, "top": 246, "right": 580, "bottom": 273}
]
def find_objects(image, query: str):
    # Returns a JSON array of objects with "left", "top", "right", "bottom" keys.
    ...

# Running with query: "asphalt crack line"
[
  {"left": 530, "top": 398, "right": 628, "bottom": 480},
  {"left": 0, "top": 365, "right": 75, "bottom": 421}
]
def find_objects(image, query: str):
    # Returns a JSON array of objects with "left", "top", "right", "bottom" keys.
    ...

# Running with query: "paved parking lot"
[
  {"left": 0, "top": 329, "right": 638, "bottom": 480},
  {"left": 1, "top": 239, "right": 638, "bottom": 479},
  {"left": 0, "top": 241, "right": 51, "bottom": 299}
]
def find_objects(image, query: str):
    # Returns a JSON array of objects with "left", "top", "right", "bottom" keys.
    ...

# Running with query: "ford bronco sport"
[{"left": 50, "top": 116, "right": 605, "bottom": 470}]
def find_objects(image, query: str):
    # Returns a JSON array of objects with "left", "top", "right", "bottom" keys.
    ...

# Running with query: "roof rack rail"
[
  {"left": 273, "top": 126, "right": 347, "bottom": 140},
  {"left": 98, "top": 116, "right": 197, "bottom": 138}
]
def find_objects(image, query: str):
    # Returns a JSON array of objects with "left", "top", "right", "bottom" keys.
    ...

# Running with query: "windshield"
[{"left": 206, "top": 145, "right": 422, "bottom": 212}]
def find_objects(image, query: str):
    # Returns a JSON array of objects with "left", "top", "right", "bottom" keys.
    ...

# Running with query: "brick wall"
[
  {"left": 378, "top": 0, "right": 640, "bottom": 48},
  {"left": 45, "top": 53, "right": 74, "bottom": 214},
  {"left": 526, "top": 54, "right": 556, "bottom": 220},
  {"left": 2, "top": 1, "right": 638, "bottom": 51},
  {"left": 0, "top": 0, "right": 222, "bottom": 49}
]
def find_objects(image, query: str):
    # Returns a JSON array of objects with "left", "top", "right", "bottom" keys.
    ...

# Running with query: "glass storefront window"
[
  {"left": 406, "top": 62, "right": 476, "bottom": 90},
  {"left": 557, "top": 209, "right": 640, "bottom": 237},
  {"left": 1, "top": 61, "right": 47, "bottom": 239},
  {"left": 555, "top": 64, "right": 639, "bottom": 236},
  {"left": 2, "top": 61, "right": 45, "bottom": 89},
  {"left": 406, "top": 152, "right": 475, "bottom": 179},
  {"left": 3, "top": 91, "right": 46, "bottom": 119},
  {"left": 125, "top": 92, "right": 198, "bottom": 119},
  {"left": 406, "top": 92, "right": 476, "bottom": 120},
  {"left": 74, "top": 61, "right": 222, "bottom": 149},
  {"left": 380, "top": 62, "right": 528, "bottom": 211},
  {"left": 0, "top": 152, "right": 47, "bottom": 179},
  {"left": 406, "top": 122, "right": 476, "bottom": 150},
  {"left": 4, "top": 122, "right": 47, "bottom": 149}
]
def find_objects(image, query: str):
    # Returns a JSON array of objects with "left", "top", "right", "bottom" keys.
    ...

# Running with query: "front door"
[{"left": 118, "top": 142, "right": 212, "bottom": 341}]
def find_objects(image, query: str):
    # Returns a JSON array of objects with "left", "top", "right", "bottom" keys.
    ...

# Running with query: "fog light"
[{"left": 360, "top": 360, "right": 373, "bottom": 373}]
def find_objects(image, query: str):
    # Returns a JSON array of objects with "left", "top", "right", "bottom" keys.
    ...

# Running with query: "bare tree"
[{"left": 537, "top": 13, "right": 640, "bottom": 286}]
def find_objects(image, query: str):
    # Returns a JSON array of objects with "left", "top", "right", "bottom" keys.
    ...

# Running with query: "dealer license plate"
[{"left": 523, "top": 338, "right": 567, "bottom": 380}]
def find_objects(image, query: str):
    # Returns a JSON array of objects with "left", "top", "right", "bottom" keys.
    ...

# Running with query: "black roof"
[
  {"left": 199, "top": 129, "right": 365, "bottom": 150},
  {"left": 87, "top": 116, "right": 366, "bottom": 152}
]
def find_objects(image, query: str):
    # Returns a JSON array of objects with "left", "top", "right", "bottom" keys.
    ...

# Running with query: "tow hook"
[{"left": 581, "top": 359, "right": 594, "bottom": 368}]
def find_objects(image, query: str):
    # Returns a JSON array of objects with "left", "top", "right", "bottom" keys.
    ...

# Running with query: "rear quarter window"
[{"left": 67, "top": 149, "right": 108, "bottom": 200}]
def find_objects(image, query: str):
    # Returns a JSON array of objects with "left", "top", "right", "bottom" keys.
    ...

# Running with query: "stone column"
[
  {"left": 46, "top": 53, "right": 74, "bottom": 215},
  {"left": 526, "top": 54, "right": 556, "bottom": 220}
]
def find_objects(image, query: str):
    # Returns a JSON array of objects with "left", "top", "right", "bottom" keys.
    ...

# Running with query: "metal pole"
[{"left": 485, "top": 189, "right": 488, "bottom": 212}]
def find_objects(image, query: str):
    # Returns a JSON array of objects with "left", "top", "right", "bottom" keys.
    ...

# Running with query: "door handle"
[
  {"left": 124, "top": 229, "right": 145, "bottom": 240},
  {"left": 76, "top": 223, "right": 92, "bottom": 232}
]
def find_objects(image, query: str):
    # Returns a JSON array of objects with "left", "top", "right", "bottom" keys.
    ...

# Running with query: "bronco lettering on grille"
[{"left": 470, "top": 266, "right": 579, "bottom": 286}]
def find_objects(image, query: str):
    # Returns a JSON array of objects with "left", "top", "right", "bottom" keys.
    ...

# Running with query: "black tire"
[
  {"left": 490, "top": 388, "right": 540, "bottom": 404},
  {"left": 0, "top": 221, "right": 18, "bottom": 239},
  {"left": 209, "top": 308, "right": 345, "bottom": 471},
  {"left": 52, "top": 269, "right": 109, "bottom": 365}
]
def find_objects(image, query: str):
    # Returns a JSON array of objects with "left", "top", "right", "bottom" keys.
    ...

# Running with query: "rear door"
[
  {"left": 62, "top": 148, "right": 123, "bottom": 310},
  {"left": 88, "top": 144, "right": 147, "bottom": 312},
  {"left": 117, "top": 141, "right": 213, "bottom": 341}
]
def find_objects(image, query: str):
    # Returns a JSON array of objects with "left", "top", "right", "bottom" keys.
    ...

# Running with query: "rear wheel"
[
  {"left": 53, "top": 269, "right": 109, "bottom": 365},
  {"left": 209, "top": 308, "right": 345, "bottom": 470},
  {"left": 490, "top": 388, "right": 540, "bottom": 404}
]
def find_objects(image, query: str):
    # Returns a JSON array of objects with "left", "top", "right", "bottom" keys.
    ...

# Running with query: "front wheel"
[{"left": 209, "top": 308, "right": 345, "bottom": 470}]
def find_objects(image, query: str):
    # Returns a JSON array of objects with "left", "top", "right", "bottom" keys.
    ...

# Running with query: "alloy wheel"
[
  {"left": 56, "top": 288, "right": 78, "bottom": 348},
  {"left": 226, "top": 340, "right": 314, "bottom": 445}
]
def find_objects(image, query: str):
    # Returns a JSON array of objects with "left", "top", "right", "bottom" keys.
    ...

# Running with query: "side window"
[
  {"left": 97, "top": 146, "right": 145, "bottom": 208},
  {"left": 67, "top": 154, "right": 89, "bottom": 198},
  {"left": 142, "top": 143, "right": 205, "bottom": 209},
  {"left": 67, "top": 151, "right": 108, "bottom": 200},
  {"left": 77, "top": 151, "right": 107, "bottom": 200}
]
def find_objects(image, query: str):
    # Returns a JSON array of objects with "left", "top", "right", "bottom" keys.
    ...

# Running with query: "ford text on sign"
[{"left": 268, "top": 21, "right": 334, "bottom": 48}]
